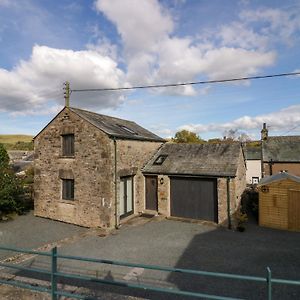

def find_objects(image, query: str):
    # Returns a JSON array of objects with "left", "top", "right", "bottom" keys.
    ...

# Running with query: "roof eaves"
[{"left": 142, "top": 170, "right": 236, "bottom": 178}]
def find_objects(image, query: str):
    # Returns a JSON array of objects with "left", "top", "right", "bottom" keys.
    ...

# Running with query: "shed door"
[
  {"left": 170, "top": 177, "right": 217, "bottom": 222},
  {"left": 288, "top": 190, "right": 300, "bottom": 231},
  {"left": 145, "top": 176, "right": 158, "bottom": 211}
]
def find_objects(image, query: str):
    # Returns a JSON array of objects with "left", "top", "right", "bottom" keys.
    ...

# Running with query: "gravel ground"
[{"left": 0, "top": 213, "right": 299, "bottom": 299}]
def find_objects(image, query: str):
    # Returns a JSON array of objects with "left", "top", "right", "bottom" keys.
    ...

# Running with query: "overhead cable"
[{"left": 71, "top": 71, "right": 300, "bottom": 93}]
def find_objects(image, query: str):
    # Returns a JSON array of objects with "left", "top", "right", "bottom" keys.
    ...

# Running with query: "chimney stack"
[{"left": 261, "top": 123, "right": 268, "bottom": 141}]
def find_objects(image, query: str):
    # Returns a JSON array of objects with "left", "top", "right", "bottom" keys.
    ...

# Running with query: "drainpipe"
[
  {"left": 260, "top": 123, "right": 268, "bottom": 178},
  {"left": 261, "top": 140, "right": 265, "bottom": 179},
  {"left": 269, "top": 159, "right": 273, "bottom": 176},
  {"left": 226, "top": 177, "right": 232, "bottom": 229},
  {"left": 113, "top": 137, "right": 119, "bottom": 229}
]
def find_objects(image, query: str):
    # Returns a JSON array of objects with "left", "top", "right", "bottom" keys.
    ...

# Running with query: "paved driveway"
[
  {"left": 0, "top": 211, "right": 87, "bottom": 260},
  {"left": 3, "top": 215, "right": 299, "bottom": 300}
]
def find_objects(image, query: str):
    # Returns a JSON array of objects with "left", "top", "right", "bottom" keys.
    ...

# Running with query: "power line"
[
  {"left": 283, "top": 124, "right": 300, "bottom": 135},
  {"left": 71, "top": 71, "right": 300, "bottom": 93}
]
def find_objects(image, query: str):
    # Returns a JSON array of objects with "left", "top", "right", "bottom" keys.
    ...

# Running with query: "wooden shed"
[{"left": 258, "top": 172, "right": 300, "bottom": 231}]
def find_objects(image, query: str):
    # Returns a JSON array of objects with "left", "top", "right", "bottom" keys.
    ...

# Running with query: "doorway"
[
  {"left": 145, "top": 176, "right": 158, "bottom": 211},
  {"left": 120, "top": 176, "right": 134, "bottom": 218}
]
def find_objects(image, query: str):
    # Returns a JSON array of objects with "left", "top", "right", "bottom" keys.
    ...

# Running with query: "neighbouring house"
[
  {"left": 142, "top": 143, "right": 247, "bottom": 225},
  {"left": 34, "top": 106, "right": 164, "bottom": 228},
  {"left": 245, "top": 146, "right": 261, "bottom": 185},
  {"left": 261, "top": 123, "right": 300, "bottom": 177},
  {"left": 258, "top": 172, "right": 300, "bottom": 231}
]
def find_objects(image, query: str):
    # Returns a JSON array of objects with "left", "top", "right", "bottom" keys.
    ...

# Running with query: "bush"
[{"left": 0, "top": 143, "right": 26, "bottom": 217}]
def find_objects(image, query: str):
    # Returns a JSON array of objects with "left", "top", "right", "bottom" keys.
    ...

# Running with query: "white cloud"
[
  {"left": 240, "top": 7, "right": 300, "bottom": 46},
  {"left": 179, "top": 105, "right": 300, "bottom": 136},
  {"left": 95, "top": 0, "right": 277, "bottom": 97},
  {"left": 218, "top": 22, "right": 269, "bottom": 50},
  {"left": 95, "top": 0, "right": 173, "bottom": 54},
  {"left": 0, "top": 45, "right": 126, "bottom": 113}
]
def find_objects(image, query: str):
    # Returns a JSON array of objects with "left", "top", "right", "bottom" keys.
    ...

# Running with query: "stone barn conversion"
[
  {"left": 142, "top": 143, "right": 246, "bottom": 225},
  {"left": 34, "top": 106, "right": 164, "bottom": 228},
  {"left": 258, "top": 172, "right": 300, "bottom": 231}
]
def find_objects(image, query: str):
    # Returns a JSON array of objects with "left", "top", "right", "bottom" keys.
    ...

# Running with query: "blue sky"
[{"left": 0, "top": 0, "right": 300, "bottom": 140}]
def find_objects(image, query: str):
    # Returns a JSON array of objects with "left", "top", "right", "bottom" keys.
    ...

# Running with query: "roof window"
[
  {"left": 118, "top": 124, "right": 138, "bottom": 135},
  {"left": 153, "top": 155, "right": 168, "bottom": 165}
]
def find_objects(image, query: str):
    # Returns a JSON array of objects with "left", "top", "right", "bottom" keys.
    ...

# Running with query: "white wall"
[{"left": 246, "top": 160, "right": 261, "bottom": 184}]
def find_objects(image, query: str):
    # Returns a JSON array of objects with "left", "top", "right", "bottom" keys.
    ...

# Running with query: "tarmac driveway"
[
  {"left": 3, "top": 215, "right": 299, "bottom": 300},
  {"left": 0, "top": 211, "right": 87, "bottom": 260}
]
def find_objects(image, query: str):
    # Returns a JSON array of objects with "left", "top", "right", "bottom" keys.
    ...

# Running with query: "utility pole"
[{"left": 63, "top": 81, "right": 70, "bottom": 108}]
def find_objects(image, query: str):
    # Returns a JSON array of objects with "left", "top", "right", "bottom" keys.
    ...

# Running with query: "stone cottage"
[
  {"left": 34, "top": 106, "right": 164, "bottom": 228},
  {"left": 142, "top": 143, "right": 246, "bottom": 225}
]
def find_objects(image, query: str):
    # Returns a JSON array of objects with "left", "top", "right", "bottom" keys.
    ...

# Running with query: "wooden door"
[
  {"left": 288, "top": 190, "right": 300, "bottom": 231},
  {"left": 145, "top": 176, "right": 158, "bottom": 211}
]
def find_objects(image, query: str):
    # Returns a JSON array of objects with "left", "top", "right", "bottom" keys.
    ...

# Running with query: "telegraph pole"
[{"left": 64, "top": 81, "right": 70, "bottom": 107}]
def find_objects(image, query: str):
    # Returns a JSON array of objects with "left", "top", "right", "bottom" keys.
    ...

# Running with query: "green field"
[
  {"left": 0, "top": 135, "right": 34, "bottom": 150},
  {"left": 0, "top": 135, "right": 33, "bottom": 144}
]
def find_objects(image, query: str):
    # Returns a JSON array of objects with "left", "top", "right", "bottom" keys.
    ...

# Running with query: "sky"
[{"left": 0, "top": 0, "right": 300, "bottom": 140}]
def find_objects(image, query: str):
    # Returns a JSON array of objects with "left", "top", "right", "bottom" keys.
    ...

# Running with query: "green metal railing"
[{"left": 0, "top": 246, "right": 299, "bottom": 300}]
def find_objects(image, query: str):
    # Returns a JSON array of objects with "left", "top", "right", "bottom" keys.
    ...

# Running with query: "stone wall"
[
  {"left": 157, "top": 175, "right": 170, "bottom": 215},
  {"left": 116, "top": 139, "right": 163, "bottom": 222},
  {"left": 217, "top": 177, "right": 235, "bottom": 224},
  {"left": 34, "top": 107, "right": 115, "bottom": 228},
  {"left": 218, "top": 149, "right": 247, "bottom": 225},
  {"left": 233, "top": 149, "right": 247, "bottom": 209}
]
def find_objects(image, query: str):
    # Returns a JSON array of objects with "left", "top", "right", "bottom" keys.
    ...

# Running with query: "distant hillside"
[{"left": 0, "top": 135, "right": 34, "bottom": 150}]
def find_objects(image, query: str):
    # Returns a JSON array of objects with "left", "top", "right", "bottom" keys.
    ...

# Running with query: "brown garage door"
[{"left": 170, "top": 177, "right": 218, "bottom": 222}]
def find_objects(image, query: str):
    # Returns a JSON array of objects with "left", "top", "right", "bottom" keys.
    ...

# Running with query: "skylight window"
[
  {"left": 118, "top": 124, "right": 138, "bottom": 135},
  {"left": 153, "top": 155, "right": 168, "bottom": 165}
]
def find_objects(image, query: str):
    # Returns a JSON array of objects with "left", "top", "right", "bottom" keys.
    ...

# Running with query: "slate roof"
[
  {"left": 142, "top": 142, "right": 242, "bottom": 177},
  {"left": 263, "top": 136, "right": 300, "bottom": 162},
  {"left": 245, "top": 146, "right": 261, "bottom": 160},
  {"left": 258, "top": 172, "right": 300, "bottom": 186},
  {"left": 69, "top": 107, "right": 165, "bottom": 142}
]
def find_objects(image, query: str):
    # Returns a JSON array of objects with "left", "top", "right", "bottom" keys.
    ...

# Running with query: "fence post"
[
  {"left": 267, "top": 267, "right": 272, "bottom": 300},
  {"left": 51, "top": 247, "right": 57, "bottom": 300}
]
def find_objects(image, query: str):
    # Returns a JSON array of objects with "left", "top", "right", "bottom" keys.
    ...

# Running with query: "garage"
[
  {"left": 142, "top": 143, "right": 246, "bottom": 224},
  {"left": 170, "top": 177, "right": 218, "bottom": 222}
]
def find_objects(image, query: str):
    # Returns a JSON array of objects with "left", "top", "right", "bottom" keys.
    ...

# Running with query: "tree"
[
  {"left": 172, "top": 130, "right": 206, "bottom": 144},
  {"left": 0, "top": 143, "right": 9, "bottom": 169},
  {"left": 222, "top": 129, "right": 251, "bottom": 143},
  {"left": 0, "top": 143, "right": 24, "bottom": 216}
]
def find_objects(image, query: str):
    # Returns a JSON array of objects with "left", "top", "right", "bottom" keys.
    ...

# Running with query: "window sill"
[
  {"left": 59, "top": 156, "right": 75, "bottom": 159},
  {"left": 59, "top": 199, "right": 76, "bottom": 204}
]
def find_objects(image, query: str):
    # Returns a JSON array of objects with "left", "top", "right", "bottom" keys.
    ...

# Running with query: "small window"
[
  {"left": 62, "top": 179, "right": 74, "bottom": 200},
  {"left": 117, "top": 124, "right": 137, "bottom": 135},
  {"left": 153, "top": 155, "right": 168, "bottom": 165},
  {"left": 62, "top": 134, "right": 74, "bottom": 156},
  {"left": 252, "top": 177, "right": 259, "bottom": 185}
]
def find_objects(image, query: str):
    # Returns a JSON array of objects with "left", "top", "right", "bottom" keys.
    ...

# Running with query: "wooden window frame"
[
  {"left": 62, "top": 179, "right": 74, "bottom": 200},
  {"left": 62, "top": 134, "right": 74, "bottom": 157}
]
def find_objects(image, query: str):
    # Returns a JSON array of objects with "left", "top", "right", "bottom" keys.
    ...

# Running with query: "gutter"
[{"left": 113, "top": 137, "right": 119, "bottom": 229}]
